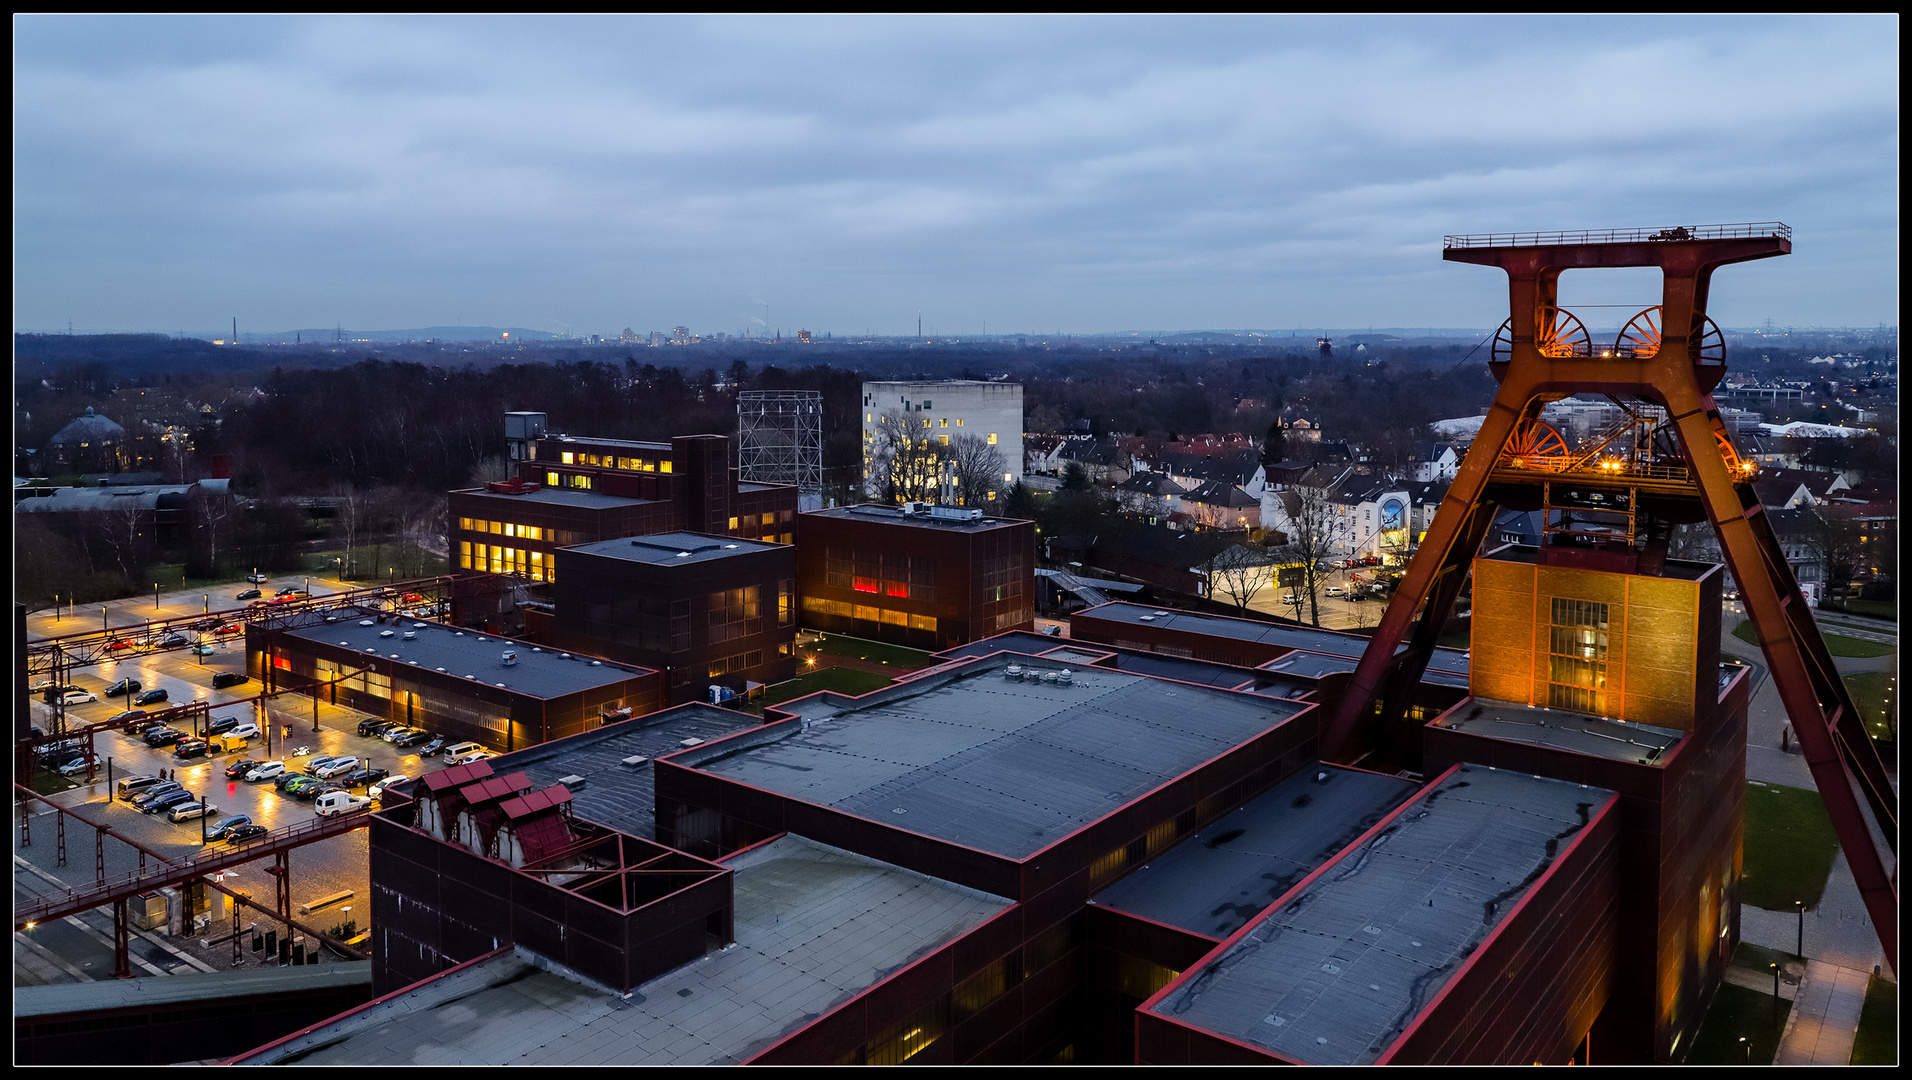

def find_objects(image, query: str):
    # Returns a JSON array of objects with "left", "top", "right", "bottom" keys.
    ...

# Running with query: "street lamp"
[
  {"left": 155, "top": 583, "right": 161, "bottom": 609},
  {"left": 1770, "top": 962, "right": 1780, "bottom": 1024},
  {"left": 1739, "top": 1036, "right": 1748, "bottom": 1064},
  {"left": 1794, "top": 899, "right": 1806, "bottom": 958}
]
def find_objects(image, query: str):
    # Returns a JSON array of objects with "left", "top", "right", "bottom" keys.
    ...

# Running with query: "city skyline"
[{"left": 15, "top": 14, "right": 1899, "bottom": 335}]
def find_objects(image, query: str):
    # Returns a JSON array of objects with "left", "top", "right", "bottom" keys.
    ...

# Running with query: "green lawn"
[
  {"left": 806, "top": 633, "right": 937, "bottom": 670},
  {"left": 1732, "top": 620, "right": 1895, "bottom": 658},
  {"left": 760, "top": 665, "right": 895, "bottom": 707},
  {"left": 1686, "top": 983, "right": 1791, "bottom": 1064},
  {"left": 1741, "top": 782, "right": 1841, "bottom": 910},
  {"left": 1850, "top": 973, "right": 1898, "bottom": 1065},
  {"left": 1843, "top": 670, "right": 1897, "bottom": 742},
  {"left": 1844, "top": 599, "right": 1895, "bottom": 621}
]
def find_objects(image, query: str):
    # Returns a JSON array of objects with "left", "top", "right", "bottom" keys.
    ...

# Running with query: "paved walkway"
[{"left": 1775, "top": 960, "right": 1873, "bottom": 1065}]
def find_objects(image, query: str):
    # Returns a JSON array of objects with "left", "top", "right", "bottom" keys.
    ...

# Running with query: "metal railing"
[{"left": 1445, "top": 223, "right": 1791, "bottom": 249}]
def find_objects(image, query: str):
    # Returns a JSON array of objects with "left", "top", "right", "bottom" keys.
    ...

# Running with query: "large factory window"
[{"left": 1547, "top": 597, "right": 1610, "bottom": 714}]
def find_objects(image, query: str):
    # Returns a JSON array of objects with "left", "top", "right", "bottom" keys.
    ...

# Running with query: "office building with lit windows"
[
  {"left": 796, "top": 503, "right": 1035, "bottom": 650},
  {"left": 860, "top": 380, "right": 1023, "bottom": 498},
  {"left": 448, "top": 430, "right": 798, "bottom": 586},
  {"left": 544, "top": 532, "right": 797, "bottom": 705}
]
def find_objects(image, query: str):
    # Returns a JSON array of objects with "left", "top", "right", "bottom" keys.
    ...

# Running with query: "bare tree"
[
  {"left": 1268, "top": 484, "right": 1348, "bottom": 627},
  {"left": 466, "top": 455, "right": 513, "bottom": 487},
  {"left": 947, "top": 433, "right": 1008, "bottom": 508},
  {"left": 867, "top": 410, "right": 945, "bottom": 503},
  {"left": 333, "top": 483, "right": 372, "bottom": 579},
  {"left": 1205, "top": 543, "right": 1279, "bottom": 613}
]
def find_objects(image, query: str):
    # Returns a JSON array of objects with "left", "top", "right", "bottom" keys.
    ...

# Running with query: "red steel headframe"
[{"left": 1321, "top": 225, "right": 1896, "bottom": 969}]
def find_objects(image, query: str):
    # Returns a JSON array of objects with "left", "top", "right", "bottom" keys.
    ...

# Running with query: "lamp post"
[
  {"left": 1795, "top": 899, "right": 1806, "bottom": 958},
  {"left": 155, "top": 583, "right": 161, "bottom": 609},
  {"left": 1739, "top": 1036, "right": 1748, "bottom": 1064},
  {"left": 1770, "top": 962, "right": 1781, "bottom": 1024}
]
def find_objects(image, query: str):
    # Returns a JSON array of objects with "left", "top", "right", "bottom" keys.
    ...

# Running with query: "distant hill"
[{"left": 252, "top": 326, "right": 564, "bottom": 344}]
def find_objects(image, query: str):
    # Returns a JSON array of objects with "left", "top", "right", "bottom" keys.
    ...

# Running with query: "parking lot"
[{"left": 19, "top": 606, "right": 470, "bottom": 987}]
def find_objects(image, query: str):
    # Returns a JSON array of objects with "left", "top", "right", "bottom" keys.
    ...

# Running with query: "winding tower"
[{"left": 1323, "top": 223, "right": 1896, "bottom": 966}]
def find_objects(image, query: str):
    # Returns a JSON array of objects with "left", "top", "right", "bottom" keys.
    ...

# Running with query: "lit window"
[
  {"left": 956, "top": 418, "right": 963, "bottom": 426},
  {"left": 923, "top": 418, "right": 932, "bottom": 429},
  {"left": 866, "top": 413, "right": 872, "bottom": 423},
  {"left": 987, "top": 433, "right": 998, "bottom": 445},
  {"left": 939, "top": 435, "right": 949, "bottom": 446},
  {"left": 560, "top": 452, "right": 575, "bottom": 465},
  {"left": 1003, "top": 472, "right": 1012, "bottom": 481},
  {"left": 659, "top": 461, "right": 671, "bottom": 473},
  {"left": 728, "top": 516, "right": 740, "bottom": 530},
  {"left": 939, "top": 418, "right": 948, "bottom": 427},
  {"left": 546, "top": 471, "right": 559, "bottom": 486}
]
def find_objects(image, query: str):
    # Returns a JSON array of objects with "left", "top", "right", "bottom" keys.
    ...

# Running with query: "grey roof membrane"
[
  {"left": 1092, "top": 765, "right": 1418, "bottom": 940},
  {"left": 566, "top": 532, "right": 785, "bottom": 566},
  {"left": 1261, "top": 650, "right": 1471, "bottom": 690},
  {"left": 487, "top": 704, "right": 760, "bottom": 839},
  {"left": 701, "top": 659, "right": 1308, "bottom": 860},
  {"left": 935, "top": 632, "right": 1311, "bottom": 699},
  {"left": 19, "top": 961, "right": 370, "bottom": 1019},
  {"left": 1147, "top": 765, "right": 1616, "bottom": 1065},
  {"left": 457, "top": 486, "right": 658, "bottom": 510},
  {"left": 285, "top": 619, "right": 650, "bottom": 700},
  {"left": 1083, "top": 602, "right": 1470, "bottom": 676},
  {"left": 1431, "top": 699, "right": 1685, "bottom": 766},
  {"left": 805, "top": 503, "right": 1023, "bottom": 532},
  {"left": 241, "top": 835, "right": 1010, "bottom": 1065}
]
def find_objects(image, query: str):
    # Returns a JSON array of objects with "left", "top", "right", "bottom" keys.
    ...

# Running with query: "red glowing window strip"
[
  {"left": 885, "top": 582, "right": 908, "bottom": 598},
  {"left": 853, "top": 578, "right": 880, "bottom": 593}
]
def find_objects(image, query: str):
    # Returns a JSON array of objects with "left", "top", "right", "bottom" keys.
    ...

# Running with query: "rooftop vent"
[
  {"left": 560, "top": 653, "right": 572, "bottom": 661},
  {"left": 590, "top": 660, "right": 601, "bottom": 666},
  {"left": 557, "top": 774, "right": 587, "bottom": 789},
  {"left": 360, "top": 619, "right": 375, "bottom": 627},
  {"left": 676, "top": 551, "right": 691, "bottom": 558},
  {"left": 619, "top": 755, "right": 649, "bottom": 769},
  {"left": 1139, "top": 615, "right": 1155, "bottom": 621},
  {"left": 723, "top": 543, "right": 738, "bottom": 549},
  {"left": 502, "top": 650, "right": 518, "bottom": 667},
  {"left": 379, "top": 629, "right": 395, "bottom": 638},
  {"left": 679, "top": 737, "right": 704, "bottom": 747},
  {"left": 1005, "top": 665, "right": 1022, "bottom": 680},
  {"left": 1153, "top": 610, "right": 1170, "bottom": 616},
  {"left": 402, "top": 631, "right": 416, "bottom": 640},
  {"left": 323, "top": 615, "right": 337, "bottom": 623}
]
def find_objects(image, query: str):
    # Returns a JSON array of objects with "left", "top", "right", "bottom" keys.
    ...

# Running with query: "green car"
[{"left": 282, "top": 776, "right": 323, "bottom": 799}]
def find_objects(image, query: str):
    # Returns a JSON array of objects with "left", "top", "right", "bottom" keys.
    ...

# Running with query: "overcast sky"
[{"left": 14, "top": 14, "right": 1898, "bottom": 337}]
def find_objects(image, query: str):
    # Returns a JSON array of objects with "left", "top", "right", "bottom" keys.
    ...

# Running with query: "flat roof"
[
  {"left": 283, "top": 619, "right": 651, "bottom": 700},
  {"left": 696, "top": 655, "right": 1310, "bottom": 860},
  {"left": 20, "top": 961, "right": 369, "bottom": 1018},
  {"left": 1079, "top": 602, "right": 1471, "bottom": 676},
  {"left": 1481, "top": 544, "right": 1720, "bottom": 581},
  {"left": 1092, "top": 765, "right": 1417, "bottom": 939},
  {"left": 804, "top": 503, "right": 1027, "bottom": 532},
  {"left": 538, "top": 435, "right": 672, "bottom": 452},
  {"left": 564, "top": 532, "right": 786, "bottom": 565},
  {"left": 485, "top": 704, "right": 760, "bottom": 839},
  {"left": 1261, "top": 650, "right": 1471, "bottom": 689},
  {"left": 1146, "top": 766, "right": 1617, "bottom": 1065},
  {"left": 934, "top": 632, "right": 1313, "bottom": 699},
  {"left": 1430, "top": 699, "right": 1684, "bottom": 765},
  {"left": 453, "top": 486, "right": 658, "bottom": 511},
  {"left": 239, "top": 835, "right": 1010, "bottom": 1064}
]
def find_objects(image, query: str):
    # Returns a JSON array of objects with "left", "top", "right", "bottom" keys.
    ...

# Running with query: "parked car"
[
  {"left": 205, "top": 814, "right": 252, "bottom": 840},
  {"left": 105, "top": 639, "right": 135, "bottom": 652},
  {"left": 117, "top": 775, "right": 166, "bottom": 798},
  {"left": 30, "top": 679, "right": 59, "bottom": 694},
  {"left": 315, "top": 790, "right": 372, "bottom": 817},
  {"left": 368, "top": 775, "right": 411, "bottom": 802},
  {"left": 129, "top": 781, "right": 184, "bottom": 808},
  {"left": 109, "top": 709, "right": 148, "bottom": 726},
  {"left": 58, "top": 756, "right": 97, "bottom": 776},
  {"left": 173, "top": 738, "right": 209, "bottom": 759},
  {"left": 192, "top": 643, "right": 218, "bottom": 656},
  {"left": 59, "top": 689, "right": 99, "bottom": 705},
  {"left": 419, "top": 736, "right": 448, "bottom": 756},
  {"left": 207, "top": 715, "right": 240, "bottom": 736},
  {"left": 440, "top": 741, "right": 485, "bottom": 764},
  {"left": 1324, "top": 586, "right": 1346, "bottom": 597},
  {"left": 344, "top": 766, "right": 391, "bottom": 788},
  {"left": 138, "top": 788, "right": 194, "bottom": 814},
  {"left": 228, "top": 722, "right": 261, "bottom": 739},
  {"left": 244, "top": 762, "right": 287, "bottom": 783},
  {"left": 134, "top": 688, "right": 170, "bottom": 706},
  {"left": 212, "top": 673, "right": 250, "bottom": 689},
  {"left": 246, "top": 572, "right": 269, "bottom": 584},
  {"left": 168, "top": 801, "right": 217, "bottom": 823},
  {"left": 283, "top": 776, "right": 325, "bottom": 799},
  {"left": 311, "top": 759, "right": 359, "bottom": 780},
  {"left": 225, "top": 823, "right": 269, "bottom": 844},
  {"left": 235, "top": 589, "right": 263, "bottom": 601},
  {"left": 144, "top": 728, "right": 186, "bottom": 747},
  {"left": 393, "top": 729, "right": 434, "bottom": 748},
  {"left": 358, "top": 718, "right": 398, "bottom": 737},
  {"left": 215, "top": 624, "right": 244, "bottom": 636},
  {"left": 159, "top": 632, "right": 190, "bottom": 648},
  {"left": 105, "top": 678, "right": 143, "bottom": 696},
  {"left": 401, "top": 592, "right": 426, "bottom": 604},
  {"left": 226, "top": 759, "right": 265, "bottom": 779},
  {"left": 380, "top": 725, "right": 419, "bottom": 743}
]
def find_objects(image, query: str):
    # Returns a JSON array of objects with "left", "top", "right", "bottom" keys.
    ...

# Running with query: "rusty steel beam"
[{"left": 1323, "top": 225, "right": 1895, "bottom": 969}]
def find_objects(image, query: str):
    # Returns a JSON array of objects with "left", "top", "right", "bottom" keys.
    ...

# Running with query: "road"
[{"left": 25, "top": 572, "right": 356, "bottom": 645}]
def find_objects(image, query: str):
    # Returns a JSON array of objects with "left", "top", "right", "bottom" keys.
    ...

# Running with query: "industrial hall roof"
[
  {"left": 565, "top": 532, "right": 786, "bottom": 566},
  {"left": 451, "top": 485, "right": 658, "bottom": 510},
  {"left": 235, "top": 835, "right": 1009, "bottom": 1065},
  {"left": 1080, "top": 602, "right": 1472, "bottom": 678},
  {"left": 1429, "top": 699, "right": 1686, "bottom": 766},
  {"left": 1144, "top": 765, "right": 1616, "bottom": 1065},
  {"left": 698, "top": 654, "right": 1309, "bottom": 860},
  {"left": 282, "top": 618, "right": 651, "bottom": 700},
  {"left": 485, "top": 703, "right": 760, "bottom": 839},
  {"left": 1092, "top": 764, "right": 1417, "bottom": 940}
]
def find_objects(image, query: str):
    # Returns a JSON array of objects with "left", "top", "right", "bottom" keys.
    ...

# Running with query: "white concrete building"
[{"left": 861, "top": 380, "right": 1023, "bottom": 498}]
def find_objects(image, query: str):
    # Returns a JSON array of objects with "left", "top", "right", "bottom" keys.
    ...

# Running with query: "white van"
[{"left": 441, "top": 742, "right": 485, "bottom": 764}]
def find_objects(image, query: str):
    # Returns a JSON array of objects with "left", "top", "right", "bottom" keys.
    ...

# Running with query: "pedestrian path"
[{"left": 1774, "top": 960, "right": 1873, "bottom": 1065}]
